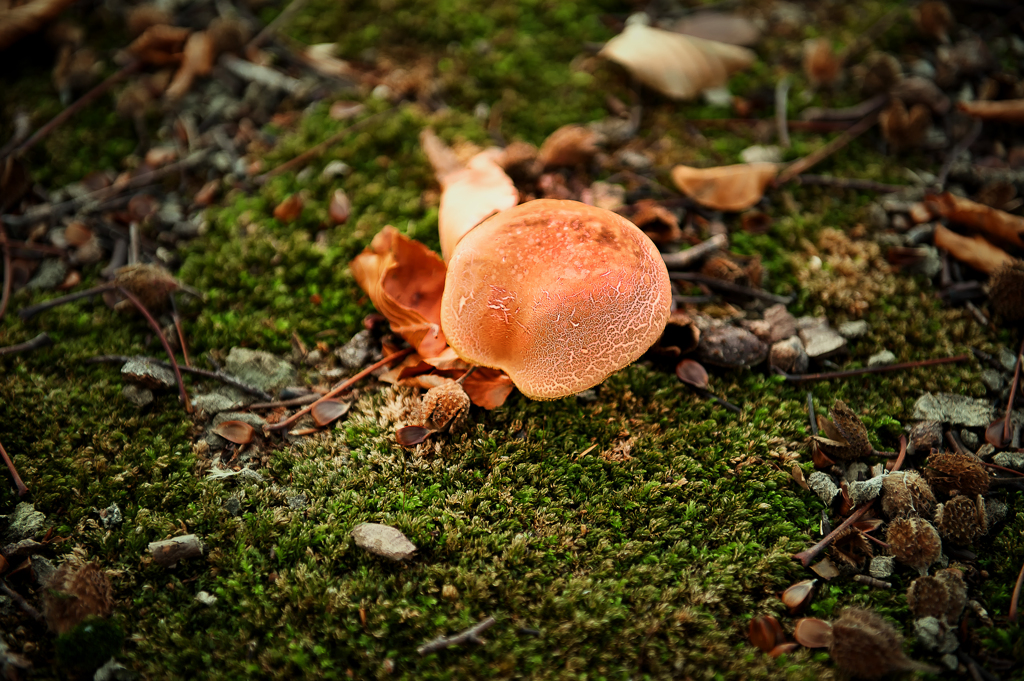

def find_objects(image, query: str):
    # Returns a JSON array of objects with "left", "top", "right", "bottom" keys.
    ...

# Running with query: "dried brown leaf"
[
  {"left": 166, "top": 30, "right": 213, "bottom": 100},
  {"left": 396, "top": 425, "right": 431, "bottom": 447},
  {"left": 809, "top": 556, "right": 840, "bottom": 579},
  {"left": 126, "top": 24, "right": 189, "bottom": 66},
  {"left": 933, "top": 224, "right": 1015, "bottom": 274},
  {"left": 349, "top": 226, "right": 448, "bottom": 358},
  {"left": 748, "top": 615, "right": 784, "bottom": 653},
  {"left": 310, "top": 399, "right": 351, "bottom": 427},
  {"left": 675, "top": 358, "right": 709, "bottom": 389},
  {"left": 460, "top": 367, "right": 515, "bottom": 410},
  {"left": 879, "top": 99, "right": 931, "bottom": 150},
  {"left": 273, "top": 193, "right": 304, "bottom": 223},
  {"left": 0, "top": 0, "right": 78, "bottom": 50},
  {"left": 599, "top": 23, "right": 755, "bottom": 100},
  {"left": 537, "top": 124, "right": 602, "bottom": 168},
  {"left": 212, "top": 420, "right": 255, "bottom": 444},
  {"left": 782, "top": 579, "right": 816, "bottom": 614},
  {"left": 671, "top": 163, "right": 778, "bottom": 211}
]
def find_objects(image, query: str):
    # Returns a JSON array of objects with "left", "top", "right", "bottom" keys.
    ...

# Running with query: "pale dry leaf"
[
  {"left": 211, "top": 420, "right": 255, "bottom": 444},
  {"left": 793, "top": 618, "right": 833, "bottom": 648},
  {"left": 671, "top": 162, "right": 778, "bottom": 211},
  {"left": 599, "top": 23, "right": 755, "bottom": 100},
  {"left": 933, "top": 224, "right": 1015, "bottom": 274},
  {"left": 0, "top": 0, "right": 78, "bottom": 50},
  {"left": 958, "top": 99, "right": 1024, "bottom": 124},
  {"left": 435, "top": 150, "right": 518, "bottom": 261},
  {"left": 669, "top": 12, "right": 760, "bottom": 46},
  {"left": 166, "top": 29, "right": 213, "bottom": 100},
  {"left": 349, "top": 226, "right": 449, "bottom": 358},
  {"left": 310, "top": 399, "right": 350, "bottom": 427},
  {"left": 351, "top": 523, "right": 417, "bottom": 561},
  {"left": 926, "top": 192, "right": 1024, "bottom": 249},
  {"left": 301, "top": 42, "right": 356, "bottom": 78},
  {"left": 537, "top": 124, "right": 602, "bottom": 168}
]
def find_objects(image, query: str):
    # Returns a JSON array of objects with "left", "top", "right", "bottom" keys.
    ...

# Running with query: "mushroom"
[{"left": 440, "top": 199, "right": 672, "bottom": 400}]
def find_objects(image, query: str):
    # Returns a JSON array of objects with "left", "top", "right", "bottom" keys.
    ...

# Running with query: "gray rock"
[
  {"left": 798, "top": 318, "right": 846, "bottom": 358},
  {"left": 914, "top": 617, "right": 959, "bottom": 653},
  {"left": 613, "top": 149, "right": 653, "bottom": 172},
  {"left": 992, "top": 451, "right": 1024, "bottom": 471},
  {"left": 238, "top": 468, "right": 265, "bottom": 486},
  {"left": 321, "top": 160, "right": 351, "bottom": 180},
  {"left": 122, "top": 384, "right": 154, "bottom": 407},
  {"left": 195, "top": 591, "right": 218, "bottom": 606},
  {"left": 869, "top": 555, "right": 894, "bottom": 579},
  {"left": 998, "top": 346, "right": 1017, "bottom": 372},
  {"left": 763, "top": 304, "right": 797, "bottom": 343},
  {"left": 94, "top": 658, "right": 135, "bottom": 681},
  {"left": 335, "top": 330, "right": 376, "bottom": 370},
  {"left": 959, "top": 429, "right": 979, "bottom": 450},
  {"left": 33, "top": 555, "right": 56, "bottom": 587},
  {"left": 975, "top": 444, "right": 995, "bottom": 460},
  {"left": 225, "top": 347, "right": 296, "bottom": 392},
  {"left": 844, "top": 462, "right": 870, "bottom": 482},
  {"left": 26, "top": 259, "right": 69, "bottom": 290},
  {"left": 904, "top": 223, "right": 935, "bottom": 245},
  {"left": 985, "top": 497, "right": 1008, "bottom": 526},
  {"left": 981, "top": 368, "right": 1006, "bottom": 393},
  {"left": 837, "top": 320, "right": 869, "bottom": 339},
  {"left": 697, "top": 325, "right": 767, "bottom": 367},
  {"left": 912, "top": 393, "right": 995, "bottom": 427},
  {"left": 867, "top": 350, "right": 896, "bottom": 367},
  {"left": 225, "top": 497, "right": 241, "bottom": 516},
  {"left": 351, "top": 523, "right": 417, "bottom": 561},
  {"left": 121, "top": 357, "right": 176, "bottom": 389},
  {"left": 4, "top": 502, "right": 45, "bottom": 541},
  {"left": 906, "top": 245, "right": 943, "bottom": 278},
  {"left": 193, "top": 386, "right": 252, "bottom": 415},
  {"left": 100, "top": 503, "right": 122, "bottom": 529},
  {"left": 770, "top": 336, "right": 808, "bottom": 374}
]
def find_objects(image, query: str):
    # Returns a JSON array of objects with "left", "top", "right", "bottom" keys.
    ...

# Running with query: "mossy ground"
[{"left": 1, "top": 0, "right": 1022, "bottom": 679}]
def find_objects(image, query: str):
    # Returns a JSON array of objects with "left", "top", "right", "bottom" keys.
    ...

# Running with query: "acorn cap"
[
  {"left": 924, "top": 452, "right": 990, "bottom": 496},
  {"left": 988, "top": 259, "right": 1024, "bottom": 323},
  {"left": 934, "top": 494, "right": 988, "bottom": 546},
  {"left": 829, "top": 608, "right": 935, "bottom": 678},
  {"left": 886, "top": 517, "right": 942, "bottom": 574},
  {"left": 881, "top": 470, "right": 936, "bottom": 519},
  {"left": 43, "top": 560, "right": 114, "bottom": 635}
]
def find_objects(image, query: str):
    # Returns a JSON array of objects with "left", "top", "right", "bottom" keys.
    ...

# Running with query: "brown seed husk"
[
  {"left": 113, "top": 263, "right": 180, "bottom": 312},
  {"left": 935, "top": 568, "right": 968, "bottom": 623},
  {"left": 43, "top": 560, "right": 114, "bottom": 634},
  {"left": 881, "top": 470, "right": 936, "bottom": 519},
  {"left": 906, "top": 575, "right": 950, "bottom": 620},
  {"left": 420, "top": 379, "right": 470, "bottom": 432},
  {"left": 829, "top": 608, "right": 936, "bottom": 678},
  {"left": 886, "top": 517, "right": 942, "bottom": 573},
  {"left": 934, "top": 494, "right": 988, "bottom": 545},
  {"left": 988, "top": 259, "right": 1024, "bottom": 322},
  {"left": 812, "top": 401, "right": 872, "bottom": 460},
  {"left": 924, "top": 451, "right": 990, "bottom": 496},
  {"left": 908, "top": 420, "right": 943, "bottom": 455}
]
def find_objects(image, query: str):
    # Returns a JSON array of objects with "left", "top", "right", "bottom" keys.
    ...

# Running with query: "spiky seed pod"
[
  {"left": 924, "top": 452, "right": 990, "bottom": 496},
  {"left": 907, "top": 575, "right": 949, "bottom": 620},
  {"left": 935, "top": 568, "right": 968, "bottom": 623},
  {"left": 935, "top": 494, "right": 988, "bottom": 545},
  {"left": 908, "top": 420, "right": 943, "bottom": 455},
  {"left": 988, "top": 260, "right": 1024, "bottom": 323},
  {"left": 113, "top": 263, "right": 181, "bottom": 312},
  {"left": 812, "top": 401, "right": 873, "bottom": 460},
  {"left": 420, "top": 379, "right": 470, "bottom": 432},
  {"left": 881, "top": 470, "right": 936, "bottom": 519},
  {"left": 886, "top": 517, "right": 942, "bottom": 574},
  {"left": 43, "top": 561, "right": 114, "bottom": 635},
  {"left": 829, "top": 608, "right": 935, "bottom": 678}
]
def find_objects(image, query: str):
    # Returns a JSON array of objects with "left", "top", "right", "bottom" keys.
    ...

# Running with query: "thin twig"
[
  {"left": 793, "top": 175, "right": 905, "bottom": 193},
  {"left": 776, "top": 107, "right": 884, "bottom": 185},
  {"left": 776, "top": 354, "right": 970, "bottom": 382},
  {"left": 800, "top": 94, "right": 890, "bottom": 122},
  {"left": 0, "top": 437, "right": 28, "bottom": 497},
  {"left": 775, "top": 77, "right": 791, "bottom": 148},
  {"left": 0, "top": 580, "right": 43, "bottom": 623},
  {"left": 417, "top": 616, "right": 496, "bottom": 655},
  {"left": 661, "top": 234, "right": 728, "bottom": 270},
  {"left": 669, "top": 271, "right": 792, "bottom": 305},
  {"left": 807, "top": 392, "right": 818, "bottom": 436},
  {"left": 1010, "top": 558, "right": 1024, "bottom": 623},
  {"left": 246, "top": 0, "right": 310, "bottom": 50},
  {"left": 171, "top": 296, "right": 190, "bottom": 367},
  {"left": 982, "top": 462, "right": 1024, "bottom": 479},
  {"left": 3, "top": 239, "right": 66, "bottom": 256},
  {"left": 793, "top": 503, "right": 873, "bottom": 567},
  {"left": 0, "top": 333, "right": 53, "bottom": 357},
  {"left": 18, "top": 282, "right": 115, "bottom": 320},
  {"left": 255, "top": 108, "right": 396, "bottom": 183},
  {"left": 266, "top": 347, "right": 414, "bottom": 432},
  {"left": 86, "top": 355, "right": 273, "bottom": 401},
  {"left": 852, "top": 574, "right": 891, "bottom": 589},
  {"left": 0, "top": 222, "right": 10, "bottom": 321},
  {"left": 249, "top": 394, "right": 319, "bottom": 410},
  {"left": 937, "top": 119, "right": 983, "bottom": 190},
  {"left": 116, "top": 286, "right": 192, "bottom": 413},
  {"left": 1001, "top": 338, "right": 1024, "bottom": 443},
  {"left": 12, "top": 61, "right": 141, "bottom": 157}
]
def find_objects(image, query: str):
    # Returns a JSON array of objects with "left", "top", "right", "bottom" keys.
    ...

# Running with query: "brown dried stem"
[
  {"left": 1001, "top": 337, "right": 1024, "bottom": 443},
  {"left": 266, "top": 347, "right": 414, "bottom": 432},
  {"left": 0, "top": 437, "right": 28, "bottom": 497},
  {"left": 1010, "top": 559, "right": 1024, "bottom": 623},
  {"left": 116, "top": 286, "right": 192, "bottom": 413},
  {"left": 0, "top": 579, "right": 43, "bottom": 623},
  {"left": 13, "top": 61, "right": 141, "bottom": 157},
  {"left": 793, "top": 175, "right": 905, "bottom": 193},
  {"left": 776, "top": 107, "right": 884, "bottom": 185},
  {"left": 0, "top": 222, "right": 10, "bottom": 321},
  {"left": 417, "top": 616, "right": 496, "bottom": 655},
  {"left": 776, "top": 354, "right": 970, "bottom": 382},
  {"left": 0, "top": 332, "right": 53, "bottom": 357},
  {"left": 249, "top": 394, "right": 319, "bottom": 410},
  {"left": 18, "top": 282, "right": 115, "bottom": 320},
  {"left": 86, "top": 355, "right": 273, "bottom": 401}
]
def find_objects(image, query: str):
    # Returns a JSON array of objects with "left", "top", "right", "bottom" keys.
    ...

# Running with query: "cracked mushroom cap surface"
[{"left": 440, "top": 199, "right": 672, "bottom": 400}]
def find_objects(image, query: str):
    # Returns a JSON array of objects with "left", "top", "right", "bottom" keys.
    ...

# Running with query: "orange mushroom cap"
[{"left": 440, "top": 199, "right": 672, "bottom": 400}]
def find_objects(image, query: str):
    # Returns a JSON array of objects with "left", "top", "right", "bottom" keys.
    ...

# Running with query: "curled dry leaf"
[
  {"left": 64, "top": 221, "right": 92, "bottom": 247},
  {"left": 127, "top": 24, "right": 190, "bottom": 66},
  {"left": 310, "top": 399, "right": 350, "bottom": 427},
  {"left": 420, "top": 130, "right": 518, "bottom": 261},
  {"left": 933, "top": 224, "right": 1015, "bottom": 274},
  {"left": 793, "top": 617, "right": 832, "bottom": 648},
  {"left": 599, "top": 23, "right": 755, "bottom": 100},
  {"left": 211, "top": 420, "right": 255, "bottom": 444},
  {"left": 328, "top": 188, "right": 351, "bottom": 225},
  {"left": 671, "top": 163, "right": 778, "bottom": 211},
  {"left": 926, "top": 192, "right": 1024, "bottom": 249},
  {"left": 748, "top": 615, "right": 784, "bottom": 653},
  {"left": 782, "top": 579, "right": 816, "bottom": 614},
  {"left": 768, "top": 643, "right": 799, "bottom": 658},
  {"left": 803, "top": 38, "right": 842, "bottom": 88},
  {"left": 669, "top": 12, "right": 761, "bottom": 46},
  {"left": 810, "top": 557, "right": 841, "bottom": 580},
  {"left": 351, "top": 522, "right": 417, "bottom": 561},
  {"left": 958, "top": 99, "right": 1024, "bottom": 124},
  {"left": 675, "top": 359, "right": 709, "bottom": 389},
  {"left": 0, "top": 0, "right": 78, "bottom": 50},
  {"left": 274, "top": 193, "right": 304, "bottom": 223},
  {"left": 166, "top": 30, "right": 214, "bottom": 100},
  {"left": 349, "top": 226, "right": 448, "bottom": 358},
  {"left": 537, "top": 124, "right": 602, "bottom": 168}
]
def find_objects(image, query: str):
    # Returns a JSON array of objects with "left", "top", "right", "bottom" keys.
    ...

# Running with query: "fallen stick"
[
  {"left": 937, "top": 119, "right": 983, "bottom": 190},
  {"left": 669, "top": 271, "right": 792, "bottom": 305},
  {"left": 775, "top": 354, "right": 970, "bottom": 382},
  {"left": 417, "top": 616, "right": 496, "bottom": 655},
  {"left": 246, "top": 0, "right": 310, "bottom": 51},
  {"left": 776, "top": 107, "right": 884, "bottom": 185},
  {"left": 0, "top": 222, "right": 10, "bottom": 321},
  {"left": 1010, "top": 559, "right": 1024, "bottom": 623},
  {"left": 116, "top": 286, "right": 192, "bottom": 413},
  {"left": 0, "top": 437, "right": 28, "bottom": 497},
  {"left": 661, "top": 234, "right": 727, "bottom": 270},
  {"left": 86, "top": 355, "right": 273, "bottom": 401},
  {"left": 0, "top": 332, "right": 53, "bottom": 357},
  {"left": 149, "top": 534, "right": 203, "bottom": 567}
]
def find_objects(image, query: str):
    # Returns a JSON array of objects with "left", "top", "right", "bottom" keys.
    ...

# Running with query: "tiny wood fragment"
[
  {"left": 417, "top": 616, "right": 496, "bottom": 655},
  {"left": 149, "top": 534, "right": 203, "bottom": 567}
]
